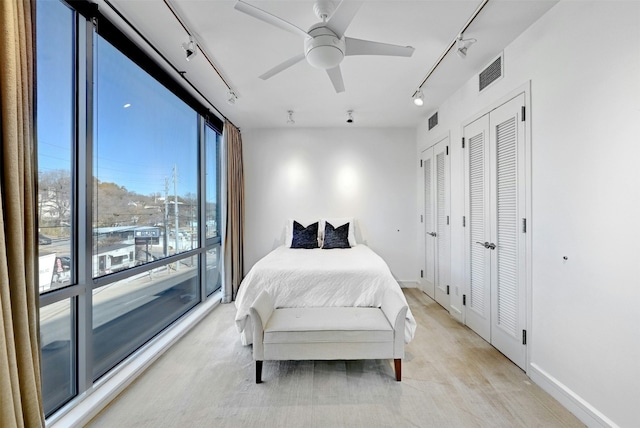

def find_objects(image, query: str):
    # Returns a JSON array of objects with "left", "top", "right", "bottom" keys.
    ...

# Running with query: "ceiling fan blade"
[
  {"left": 326, "top": 66, "right": 345, "bottom": 93},
  {"left": 234, "top": 1, "right": 309, "bottom": 39},
  {"left": 326, "top": 1, "right": 362, "bottom": 38},
  {"left": 259, "top": 53, "right": 306, "bottom": 80},
  {"left": 345, "top": 37, "right": 415, "bottom": 57}
]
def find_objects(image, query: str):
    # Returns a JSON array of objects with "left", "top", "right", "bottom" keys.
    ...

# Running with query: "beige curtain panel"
[
  {"left": 0, "top": 0, "right": 45, "bottom": 426},
  {"left": 223, "top": 121, "right": 244, "bottom": 302}
]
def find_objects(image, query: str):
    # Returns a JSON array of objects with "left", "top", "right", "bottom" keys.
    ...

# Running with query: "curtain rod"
[{"left": 413, "top": 0, "right": 490, "bottom": 97}]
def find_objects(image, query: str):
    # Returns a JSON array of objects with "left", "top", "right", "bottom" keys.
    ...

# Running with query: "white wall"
[
  {"left": 417, "top": 1, "right": 640, "bottom": 427},
  {"left": 243, "top": 127, "right": 418, "bottom": 284}
]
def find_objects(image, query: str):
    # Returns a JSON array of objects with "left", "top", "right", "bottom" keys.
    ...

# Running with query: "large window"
[
  {"left": 93, "top": 34, "right": 199, "bottom": 278},
  {"left": 36, "top": 0, "right": 223, "bottom": 417}
]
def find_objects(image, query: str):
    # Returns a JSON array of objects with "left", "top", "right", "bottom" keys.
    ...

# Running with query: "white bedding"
[{"left": 234, "top": 245, "right": 416, "bottom": 345}]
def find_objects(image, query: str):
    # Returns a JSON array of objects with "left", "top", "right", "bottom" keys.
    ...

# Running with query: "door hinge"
[
  {"left": 463, "top": 294, "right": 466, "bottom": 306},
  {"left": 446, "top": 285, "right": 450, "bottom": 295},
  {"left": 522, "top": 218, "right": 527, "bottom": 233},
  {"left": 522, "top": 330, "right": 527, "bottom": 345},
  {"left": 420, "top": 214, "right": 423, "bottom": 223},
  {"left": 463, "top": 216, "right": 466, "bottom": 227},
  {"left": 446, "top": 215, "right": 449, "bottom": 225},
  {"left": 446, "top": 146, "right": 449, "bottom": 155},
  {"left": 461, "top": 137, "right": 465, "bottom": 149},
  {"left": 521, "top": 106, "right": 526, "bottom": 122},
  {"left": 420, "top": 159, "right": 423, "bottom": 167},
  {"left": 420, "top": 270, "right": 424, "bottom": 278}
]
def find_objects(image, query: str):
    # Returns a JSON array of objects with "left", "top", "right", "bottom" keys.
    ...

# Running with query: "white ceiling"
[{"left": 99, "top": 0, "right": 558, "bottom": 129}]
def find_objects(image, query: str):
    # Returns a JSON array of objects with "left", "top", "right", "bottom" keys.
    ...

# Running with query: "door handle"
[
  {"left": 428, "top": 232, "right": 437, "bottom": 237},
  {"left": 475, "top": 241, "right": 497, "bottom": 249}
]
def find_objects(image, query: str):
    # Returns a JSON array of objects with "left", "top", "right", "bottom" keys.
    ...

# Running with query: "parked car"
[
  {"left": 39, "top": 234, "right": 52, "bottom": 245},
  {"left": 59, "top": 256, "right": 71, "bottom": 269}
]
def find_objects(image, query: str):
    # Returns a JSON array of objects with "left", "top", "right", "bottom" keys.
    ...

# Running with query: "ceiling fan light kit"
[
  {"left": 234, "top": 0, "right": 414, "bottom": 93},
  {"left": 304, "top": 25, "right": 345, "bottom": 70}
]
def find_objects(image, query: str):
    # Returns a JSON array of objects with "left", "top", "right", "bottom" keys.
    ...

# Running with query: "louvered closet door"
[
  {"left": 464, "top": 93, "right": 527, "bottom": 370},
  {"left": 489, "top": 94, "right": 527, "bottom": 369},
  {"left": 421, "top": 149, "right": 436, "bottom": 298},
  {"left": 421, "top": 137, "right": 450, "bottom": 305},
  {"left": 433, "top": 139, "right": 450, "bottom": 309},
  {"left": 464, "top": 115, "right": 491, "bottom": 342}
]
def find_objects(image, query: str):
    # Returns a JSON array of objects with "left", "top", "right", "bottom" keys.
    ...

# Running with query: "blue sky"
[{"left": 37, "top": 0, "right": 202, "bottom": 198}]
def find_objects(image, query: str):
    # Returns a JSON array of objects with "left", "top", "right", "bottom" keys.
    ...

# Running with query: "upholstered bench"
[{"left": 249, "top": 290, "right": 408, "bottom": 383}]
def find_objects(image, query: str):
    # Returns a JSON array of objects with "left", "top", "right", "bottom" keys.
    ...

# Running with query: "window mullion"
[{"left": 75, "top": 14, "right": 95, "bottom": 394}]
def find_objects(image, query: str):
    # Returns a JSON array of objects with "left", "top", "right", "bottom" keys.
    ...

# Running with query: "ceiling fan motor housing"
[{"left": 304, "top": 24, "right": 345, "bottom": 70}]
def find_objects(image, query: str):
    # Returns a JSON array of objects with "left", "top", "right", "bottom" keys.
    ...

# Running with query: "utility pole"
[
  {"left": 173, "top": 165, "right": 179, "bottom": 271},
  {"left": 163, "top": 176, "right": 169, "bottom": 257}
]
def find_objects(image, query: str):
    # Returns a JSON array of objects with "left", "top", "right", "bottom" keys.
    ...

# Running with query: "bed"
[{"left": 234, "top": 244, "right": 417, "bottom": 346}]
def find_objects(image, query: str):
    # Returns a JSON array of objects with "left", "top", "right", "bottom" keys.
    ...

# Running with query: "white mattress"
[{"left": 234, "top": 245, "right": 416, "bottom": 345}]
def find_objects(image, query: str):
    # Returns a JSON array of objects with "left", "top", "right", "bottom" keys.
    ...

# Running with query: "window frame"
[{"left": 37, "top": 0, "right": 225, "bottom": 417}]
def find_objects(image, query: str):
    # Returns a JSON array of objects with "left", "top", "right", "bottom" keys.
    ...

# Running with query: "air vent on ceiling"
[
  {"left": 428, "top": 112, "right": 438, "bottom": 130},
  {"left": 479, "top": 55, "right": 503, "bottom": 92}
]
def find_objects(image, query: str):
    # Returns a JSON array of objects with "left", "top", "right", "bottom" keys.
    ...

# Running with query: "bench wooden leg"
[
  {"left": 256, "top": 360, "right": 263, "bottom": 384},
  {"left": 394, "top": 359, "right": 401, "bottom": 381}
]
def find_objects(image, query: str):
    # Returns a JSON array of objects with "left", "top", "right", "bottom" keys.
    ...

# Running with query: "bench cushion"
[{"left": 264, "top": 307, "right": 393, "bottom": 344}]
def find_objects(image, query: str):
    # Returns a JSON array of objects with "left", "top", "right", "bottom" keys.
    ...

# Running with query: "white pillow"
[
  {"left": 319, "top": 217, "right": 356, "bottom": 247},
  {"left": 284, "top": 218, "right": 320, "bottom": 247}
]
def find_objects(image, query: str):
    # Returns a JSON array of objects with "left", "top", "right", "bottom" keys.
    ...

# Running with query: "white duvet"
[{"left": 234, "top": 245, "right": 416, "bottom": 345}]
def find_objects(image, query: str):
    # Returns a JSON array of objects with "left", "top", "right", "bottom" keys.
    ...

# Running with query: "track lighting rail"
[
  {"left": 412, "top": 0, "right": 489, "bottom": 99},
  {"left": 163, "top": 0, "right": 234, "bottom": 92}
]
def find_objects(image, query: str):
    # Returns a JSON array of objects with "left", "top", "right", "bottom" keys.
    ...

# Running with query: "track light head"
[
  {"left": 346, "top": 110, "right": 354, "bottom": 124},
  {"left": 287, "top": 110, "right": 295, "bottom": 125},
  {"left": 182, "top": 36, "right": 198, "bottom": 61},
  {"left": 227, "top": 90, "right": 237, "bottom": 105},
  {"left": 456, "top": 34, "right": 477, "bottom": 59},
  {"left": 413, "top": 89, "right": 424, "bottom": 107}
]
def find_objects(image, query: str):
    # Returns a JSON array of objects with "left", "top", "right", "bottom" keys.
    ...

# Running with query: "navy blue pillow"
[
  {"left": 291, "top": 221, "right": 319, "bottom": 249},
  {"left": 322, "top": 222, "right": 350, "bottom": 249}
]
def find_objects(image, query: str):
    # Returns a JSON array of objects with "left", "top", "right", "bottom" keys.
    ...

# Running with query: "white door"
[
  {"left": 463, "top": 93, "right": 527, "bottom": 369},
  {"left": 421, "top": 138, "right": 450, "bottom": 309},
  {"left": 489, "top": 94, "right": 527, "bottom": 369},
  {"left": 433, "top": 139, "right": 450, "bottom": 309},
  {"left": 464, "top": 115, "right": 491, "bottom": 342},
  {"left": 421, "top": 148, "right": 435, "bottom": 299}
]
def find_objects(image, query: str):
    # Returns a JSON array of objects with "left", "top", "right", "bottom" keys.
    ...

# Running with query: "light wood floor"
[{"left": 87, "top": 289, "right": 583, "bottom": 427}]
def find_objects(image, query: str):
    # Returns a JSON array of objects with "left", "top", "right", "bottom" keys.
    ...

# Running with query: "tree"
[{"left": 38, "top": 169, "right": 72, "bottom": 227}]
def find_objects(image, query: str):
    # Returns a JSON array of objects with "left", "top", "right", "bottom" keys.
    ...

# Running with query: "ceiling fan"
[{"left": 234, "top": 0, "right": 415, "bottom": 93}]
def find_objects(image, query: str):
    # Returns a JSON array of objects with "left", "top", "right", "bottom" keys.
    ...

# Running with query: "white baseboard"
[
  {"left": 46, "top": 294, "right": 221, "bottom": 428},
  {"left": 398, "top": 280, "right": 418, "bottom": 288},
  {"left": 528, "top": 363, "right": 618, "bottom": 428}
]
